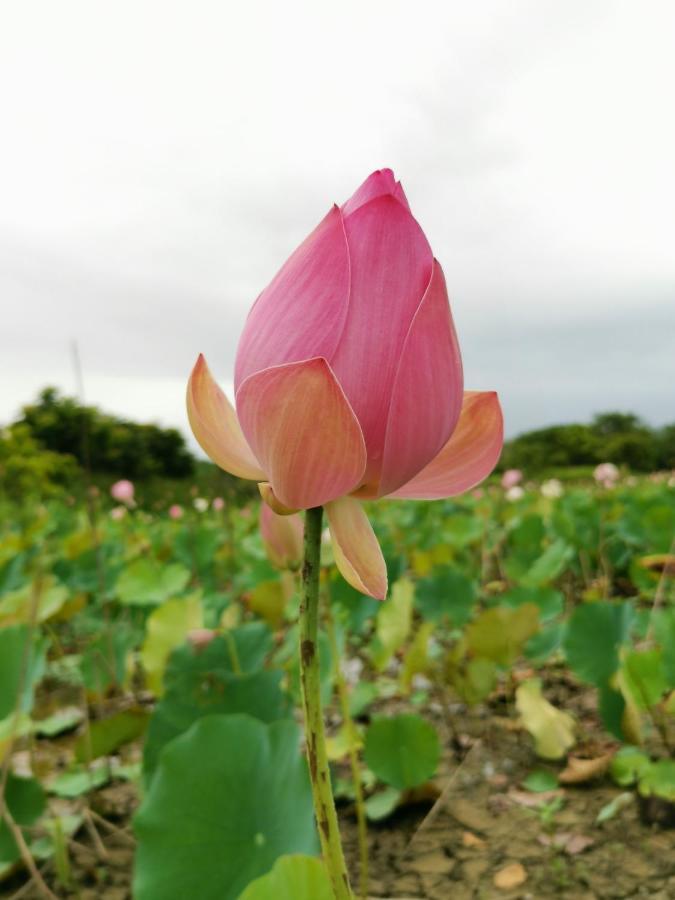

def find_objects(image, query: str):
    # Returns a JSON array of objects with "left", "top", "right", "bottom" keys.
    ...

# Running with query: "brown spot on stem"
[{"left": 301, "top": 639, "right": 315, "bottom": 666}]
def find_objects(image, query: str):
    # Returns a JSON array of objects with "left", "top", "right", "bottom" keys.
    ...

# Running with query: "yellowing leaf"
[
  {"left": 411, "top": 550, "right": 433, "bottom": 577},
  {"left": 400, "top": 622, "right": 434, "bottom": 694},
  {"left": 516, "top": 678, "right": 576, "bottom": 760},
  {"left": 0, "top": 576, "right": 68, "bottom": 626},
  {"left": 141, "top": 594, "right": 203, "bottom": 695},
  {"left": 326, "top": 723, "right": 363, "bottom": 761},
  {"left": 372, "top": 578, "right": 414, "bottom": 671},
  {"left": 466, "top": 604, "right": 539, "bottom": 666},
  {"left": 247, "top": 580, "right": 286, "bottom": 629}
]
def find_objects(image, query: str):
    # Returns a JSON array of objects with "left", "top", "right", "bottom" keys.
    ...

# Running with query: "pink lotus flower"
[
  {"left": 188, "top": 169, "right": 503, "bottom": 599},
  {"left": 594, "top": 462, "right": 619, "bottom": 487},
  {"left": 260, "top": 503, "right": 304, "bottom": 570},
  {"left": 212, "top": 497, "right": 225, "bottom": 511},
  {"left": 110, "top": 479, "right": 134, "bottom": 505},
  {"left": 501, "top": 469, "right": 522, "bottom": 490},
  {"left": 168, "top": 504, "right": 184, "bottom": 520}
]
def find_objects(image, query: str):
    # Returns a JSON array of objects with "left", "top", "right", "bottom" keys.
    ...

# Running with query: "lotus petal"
[
  {"left": 387, "top": 391, "right": 503, "bottom": 500},
  {"left": 377, "top": 260, "right": 463, "bottom": 497},
  {"left": 187, "top": 355, "right": 265, "bottom": 480},
  {"left": 325, "top": 497, "right": 387, "bottom": 600},
  {"left": 236, "top": 357, "right": 367, "bottom": 510}
]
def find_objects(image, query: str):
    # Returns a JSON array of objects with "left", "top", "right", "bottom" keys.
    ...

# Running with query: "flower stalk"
[{"left": 299, "top": 506, "right": 352, "bottom": 900}]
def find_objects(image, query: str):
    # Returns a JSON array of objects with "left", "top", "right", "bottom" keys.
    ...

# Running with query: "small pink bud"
[
  {"left": 168, "top": 504, "right": 184, "bottom": 520},
  {"left": 212, "top": 497, "right": 225, "bottom": 511},
  {"left": 111, "top": 479, "right": 135, "bottom": 504},
  {"left": 110, "top": 505, "right": 127, "bottom": 521},
  {"left": 501, "top": 469, "right": 522, "bottom": 490}
]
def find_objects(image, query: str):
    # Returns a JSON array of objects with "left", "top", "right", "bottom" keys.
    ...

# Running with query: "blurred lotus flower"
[
  {"left": 110, "top": 479, "right": 134, "bottom": 505},
  {"left": 594, "top": 462, "right": 619, "bottom": 487},
  {"left": 187, "top": 169, "right": 503, "bottom": 599},
  {"left": 110, "top": 505, "right": 127, "bottom": 521},
  {"left": 541, "top": 478, "right": 563, "bottom": 499},
  {"left": 212, "top": 496, "right": 225, "bottom": 511},
  {"left": 505, "top": 485, "right": 525, "bottom": 502},
  {"left": 501, "top": 469, "right": 522, "bottom": 490},
  {"left": 186, "top": 628, "right": 217, "bottom": 652},
  {"left": 193, "top": 497, "right": 209, "bottom": 512},
  {"left": 168, "top": 504, "right": 184, "bottom": 520},
  {"left": 260, "top": 504, "right": 304, "bottom": 570}
]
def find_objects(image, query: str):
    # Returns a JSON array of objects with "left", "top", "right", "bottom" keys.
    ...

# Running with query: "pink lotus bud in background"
[
  {"left": 168, "top": 504, "right": 184, "bottom": 520},
  {"left": 501, "top": 469, "right": 522, "bottom": 490},
  {"left": 212, "top": 497, "right": 225, "bottom": 511},
  {"left": 187, "top": 169, "right": 504, "bottom": 599},
  {"left": 110, "top": 505, "right": 127, "bottom": 521},
  {"left": 594, "top": 462, "right": 619, "bottom": 487},
  {"left": 186, "top": 628, "right": 217, "bottom": 652},
  {"left": 260, "top": 503, "right": 304, "bottom": 570},
  {"left": 541, "top": 478, "right": 563, "bottom": 499},
  {"left": 110, "top": 479, "right": 134, "bottom": 505}
]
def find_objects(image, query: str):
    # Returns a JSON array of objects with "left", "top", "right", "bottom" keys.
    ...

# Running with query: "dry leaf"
[
  {"left": 494, "top": 862, "right": 527, "bottom": 889},
  {"left": 559, "top": 753, "right": 613, "bottom": 784},
  {"left": 508, "top": 787, "right": 563, "bottom": 808},
  {"left": 462, "top": 831, "right": 487, "bottom": 849}
]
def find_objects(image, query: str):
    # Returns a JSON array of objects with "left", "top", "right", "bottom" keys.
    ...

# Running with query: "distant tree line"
[
  {"left": 1, "top": 387, "right": 194, "bottom": 493},
  {"left": 499, "top": 412, "right": 675, "bottom": 473}
]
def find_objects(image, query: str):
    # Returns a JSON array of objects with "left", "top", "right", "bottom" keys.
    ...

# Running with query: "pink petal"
[
  {"left": 342, "top": 168, "right": 401, "bottom": 216},
  {"left": 330, "top": 195, "right": 433, "bottom": 481},
  {"left": 234, "top": 206, "right": 350, "bottom": 389},
  {"left": 325, "top": 497, "right": 387, "bottom": 600},
  {"left": 236, "top": 357, "right": 367, "bottom": 510},
  {"left": 377, "top": 260, "right": 463, "bottom": 497},
  {"left": 186, "top": 355, "right": 265, "bottom": 481},
  {"left": 259, "top": 503, "right": 304, "bottom": 570},
  {"left": 392, "top": 179, "right": 411, "bottom": 211},
  {"left": 387, "top": 391, "right": 504, "bottom": 500}
]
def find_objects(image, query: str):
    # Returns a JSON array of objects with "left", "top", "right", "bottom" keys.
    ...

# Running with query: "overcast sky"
[{"left": 1, "top": 0, "right": 673, "bottom": 448}]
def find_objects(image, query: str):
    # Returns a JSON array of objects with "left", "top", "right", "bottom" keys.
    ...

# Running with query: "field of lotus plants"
[{"left": 0, "top": 466, "right": 673, "bottom": 899}]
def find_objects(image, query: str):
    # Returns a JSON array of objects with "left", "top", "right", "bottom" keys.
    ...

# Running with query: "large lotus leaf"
[
  {"left": 238, "top": 855, "right": 332, "bottom": 900},
  {"left": 115, "top": 558, "right": 190, "bottom": 606},
  {"left": 416, "top": 566, "right": 476, "bottom": 626},
  {"left": 0, "top": 624, "right": 47, "bottom": 719},
  {"left": 134, "top": 715, "right": 317, "bottom": 900},
  {"left": 364, "top": 714, "right": 440, "bottom": 790},
  {"left": 563, "top": 601, "right": 633, "bottom": 685},
  {"left": 163, "top": 622, "right": 273, "bottom": 690},
  {"left": 142, "top": 668, "right": 289, "bottom": 782}
]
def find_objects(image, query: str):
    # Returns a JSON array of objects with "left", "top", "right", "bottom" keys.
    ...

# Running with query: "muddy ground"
[{"left": 2, "top": 669, "right": 673, "bottom": 900}]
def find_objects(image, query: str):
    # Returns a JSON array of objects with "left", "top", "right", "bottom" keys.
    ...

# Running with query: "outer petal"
[
  {"left": 330, "top": 195, "right": 433, "bottom": 478},
  {"left": 259, "top": 503, "right": 304, "bottom": 570},
  {"left": 387, "top": 391, "right": 504, "bottom": 500},
  {"left": 342, "top": 168, "right": 408, "bottom": 216},
  {"left": 234, "top": 206, "right": 350, "bottom": 389},
  {"left": 377, "top": 260, "right": 463, "bottom": 497},
  {"left": 236, "top": 357, "right": 367, "bottom": 510},
  {"left": 325, "top": 497, "right": 387, "bottom": 600},
  {"left": 186, "top": 355, "right": 265, "bottom": 480}
]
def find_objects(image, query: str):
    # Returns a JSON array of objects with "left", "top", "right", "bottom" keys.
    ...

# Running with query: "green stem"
[
  {"left": 324, "top": 596, "right": 369, "bottom": 900},
  {"left": 299, "top": 506, "right": 352, "bottom": 900}
]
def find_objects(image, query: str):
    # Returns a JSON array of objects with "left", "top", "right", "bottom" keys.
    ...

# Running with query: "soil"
[{"left": 2, "top": 671, "right": 673, "bottom": 900}]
